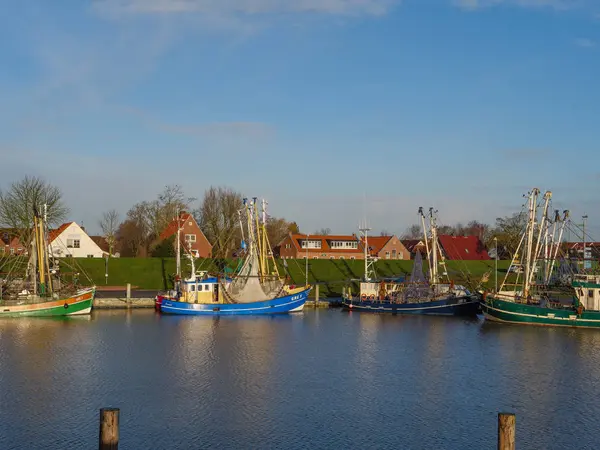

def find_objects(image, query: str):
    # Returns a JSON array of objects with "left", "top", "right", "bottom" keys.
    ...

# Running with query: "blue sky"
[{"left": 1, "top": 0, "right": 599, "bottom": 237}]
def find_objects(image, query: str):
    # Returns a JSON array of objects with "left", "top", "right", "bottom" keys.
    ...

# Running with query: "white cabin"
[{"left": 49, "top": 222, "right": 106, "bottom": 258}]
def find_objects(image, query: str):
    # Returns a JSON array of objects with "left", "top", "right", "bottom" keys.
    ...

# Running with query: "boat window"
[
  {"left": 190, "top": 285, "right": 195, "bottom": 291},
  {"left": 205, "top": 285, "right": 210, "bottom": 291},
  {"left": 589, "top": 290, "right": 594, "bottom": 298}
]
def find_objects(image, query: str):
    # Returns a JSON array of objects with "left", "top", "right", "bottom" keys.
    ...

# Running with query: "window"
[
  {"left": 87, "top": 254, "right": 94, "bottom": 258},
  {"left": 313, "top": 256, "right": 318, "bottom": 259},
  {"left": 205, "top": 285, "right": 210, "bottom": 291},
  {"left": 17, "top": 248, "right": 23, "bottom": 253},
  {"left": 190, "top": 285, "right": 196, "bottom": 291},
  {"left": 189, "top": 221, "right": 192, "bottom": 226},
  {"left": 589, "top": 290, "right": 594, "bottom": 298},
  {"left": 67, "top": 239, "right": 73, "bottom": 248},
  {"left": 301, "top": 240, "right": 321, "bottom": 249},
  {"left": 465, "top": 248, "right": 469, "bottom": 254},
  {"left": 185, "top": 234, "right": 196, "bottom": 242},
  {"left": 392, "top": 249, "right": 397, "bottom": 258},
  {"left": 285, "top": 244, "right": 291, "bottom": 249},
  {"left": 399, "top": 252, "right": 404, "bottom": 260},
  {"left": 0, "top": 247, "right": 4, "bottom": 254},
  {"left": 74, "top": 240, "right": 80, "bottom": 248},
  {"left": 350, "top": 256, "right": 355, "bottom": 260},
  {"left": 10, "top": 248, "right": 15, "bottom": 255},
  {"left": 385, "top": 251, "right": 390, "bottom": 260},
  {"left": 340, "top": 256, "right": 345, "bottom": 260},
  {"left": 330, "top": 256, "right": 335, "bottom": 259},
  {"left": 65, "top": 254, "right": 72, "bottom": 258}
]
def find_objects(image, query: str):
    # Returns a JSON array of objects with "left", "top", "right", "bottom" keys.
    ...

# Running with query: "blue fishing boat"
[
  {"left": 160, "top": 197, "right": 310, "bottom": 316},
  {"left": 342, "top": 208, "right": 480, "bottom": 317}
]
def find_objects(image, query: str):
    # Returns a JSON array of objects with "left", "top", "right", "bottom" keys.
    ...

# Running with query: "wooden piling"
[
  {"left": 99, "top": 407, "right": 119, "bottom": 450},
  {"left": 126, "top": 283, "right": 131, "bottom": 307},
  {"left": 497, "top": 412, "right": 515, "bottom": 450},
  {"left": 315, "top": 284, "right": 320, "bottom": 305}
]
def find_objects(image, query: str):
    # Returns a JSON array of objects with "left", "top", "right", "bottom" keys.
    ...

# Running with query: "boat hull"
[
  {"left": 0, "top": 288, "right": 95, "bottom": 318},
  {"left": 482, "top": 296, "right": 600, "bottom": 328},
  {"left": 342, "top": 294, "right": 480, "bottom": 316},
  {"left": 160, "top": 288, "right": 310, "bottom": 316}
]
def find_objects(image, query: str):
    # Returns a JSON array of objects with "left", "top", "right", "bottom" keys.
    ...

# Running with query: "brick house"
[
  {"left": 437, "top": 235, "right": 490, "bottom": 260},
  {"left": 362, "top": 235, "right": 410, "bottom": 260},
  {"left": 0, "top": 230, "right": 27, "bottom": 256},
  {"left": 158, "top": 212, "right": 212, "bottom": 258},
  {"left": 278, "top": 233, "right": 365, "bottom": 259},
  {"left": 401, "top": 239, "right": 427, "bottom": 258}
]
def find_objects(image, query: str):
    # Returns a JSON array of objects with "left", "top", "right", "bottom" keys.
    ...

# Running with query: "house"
[
  {"left": 361, "top": 235, "right": 410, "bottom": 260},
  {"left": 278, "top": 233, "right": 364, "bottom": 259},
  {"left": 437, "top": 235, "right": 490, "bottom": 260},
  {"left": 158, "top": 212, "right": 212, "bottom": 258},
  {"left": 49, "top": 222, "right": 106, "bottom": 258},
  {"left": 401, "top": 239, "right": 427, "bottom": 259},
  {"left": 0, "top": 230, "right": 27, "bottom": 256}
]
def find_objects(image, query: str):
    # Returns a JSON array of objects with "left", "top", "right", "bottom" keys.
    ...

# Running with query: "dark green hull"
[{"left": 482, "top": 296, "right": 600, "bottom": 328}]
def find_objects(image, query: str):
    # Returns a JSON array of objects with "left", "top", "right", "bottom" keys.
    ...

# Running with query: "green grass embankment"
[{"left": 70, "top": 257, "right": 512, "bottom": 297}]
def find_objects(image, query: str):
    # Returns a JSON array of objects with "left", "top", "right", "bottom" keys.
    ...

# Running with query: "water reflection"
[{"left": 2, "top": 311, "right": 600, "bottom": 449}]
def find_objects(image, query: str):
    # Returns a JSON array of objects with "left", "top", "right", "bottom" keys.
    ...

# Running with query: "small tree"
[
  {"left": 99, "top": 209, "right": 119, "bottom": 256},
  {"left": 151, "top": 235, "right": 176, "bottom": 257}
]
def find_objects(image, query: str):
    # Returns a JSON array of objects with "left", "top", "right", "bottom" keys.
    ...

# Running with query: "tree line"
[{"left": 1, "top": 176, "right": 527, "bottom": 259}]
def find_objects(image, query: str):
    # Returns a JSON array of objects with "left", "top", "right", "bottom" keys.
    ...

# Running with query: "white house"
[{"left": 49, "top": 222, "right": 106, "bottom": 258}]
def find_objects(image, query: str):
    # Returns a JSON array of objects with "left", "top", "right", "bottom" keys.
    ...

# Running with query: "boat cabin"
[
  {"left": 573, "top": 274, "right": 600, "bottom": 310},
  {"left": 177, "top": 271, "right": 232, "bottom": 305}
]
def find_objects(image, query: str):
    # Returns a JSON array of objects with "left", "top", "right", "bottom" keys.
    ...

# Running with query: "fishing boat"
[
  {"left": 342, "top": 208, "right": 480, "bottom": 316},
  {"left": 0, "top": 205, "right": 95, "bottom": 317},
  {"left": 480, "top": 188, "right": 600, "bottom": 328},
  {"left": 160, "top": 197, "right": 310, "bottom": 316}
]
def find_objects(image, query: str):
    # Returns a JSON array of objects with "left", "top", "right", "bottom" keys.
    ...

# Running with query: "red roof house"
[
  {"left": 278, "top": 233, "right": 365, "bottom": 259},
  {"left": 158, "top": 212, "right": 212, "bottom": 258},
  {"left": 360, "top": 235, "right": 411, "bottom": 260},
  {"left": 437, "top": 235, "right": 490, "bottom": 260}
]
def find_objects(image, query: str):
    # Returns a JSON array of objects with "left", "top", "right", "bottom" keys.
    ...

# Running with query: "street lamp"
[
  {"left": 305, "top": 234, "right": 309, "bottom": 287},
  {"left": 494, "top": 237, "right": 498, "bottom": 293},
  {"left": 583, "top": 215, "right": 588, "bottom": 271}
]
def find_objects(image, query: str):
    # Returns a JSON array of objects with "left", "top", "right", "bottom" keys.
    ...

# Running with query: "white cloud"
[
  {"left": 453, "top": 0, "right": 583, "bottom": 11},
  {"left": 93, "top": 0, "right": 400, "bottom": 17},
  {"left": 574, "top": 37, "right": 596, "bottom": 48}
]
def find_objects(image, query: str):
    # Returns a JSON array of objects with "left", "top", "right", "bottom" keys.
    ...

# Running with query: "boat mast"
[
  {"left": 43, "top": 204, "right": 53, "bottom": 295},
  {"left": 523, "top": 188, "right": 540, "bottom": 298},
  {"left": 418, "top": 207, "right": 433, "bottom": 283},
  {"left": 548, "top": 210, "right": 569, "bottom": 282},
  {"left": 360, "top": 223, "right": 374, "bottom": 281},
  {"left": 176, "top": 208, "right": 181, "bottom": 278},
  {"left": 261, "top": 198, "right": 268, "bottom": 277},
  {"left": 429, "top": 208, "right": 439, "bottom": 284}
]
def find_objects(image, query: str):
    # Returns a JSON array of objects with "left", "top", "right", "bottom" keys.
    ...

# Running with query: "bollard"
[
  {"left": 99, "top": 408, "right": 119, "bottom": 450},
  {"left": 498, "top": 412, "right": 515, "bottom": 450}
]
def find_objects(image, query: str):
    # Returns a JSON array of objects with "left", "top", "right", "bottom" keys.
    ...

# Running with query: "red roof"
[
  {"left": 159, "top": 213, "right": 194, "bottom": 241},
  {"left": 90, "top": 236, "right": 109, "bottom": 252},
  {"left": 360, "top": 236, "right": 392, "bottom": 256},
  {"left": 48, "top": 222, "right": 73, "bottom": 243},
  {"left": 402, "top": 239, "right": 426, "bottom": 253},
  {"left": 438, "top": 235, "right": 490, "bottom": 260},
  {"left": 290, "top": 234, "right": 363, "bottom": 253}
]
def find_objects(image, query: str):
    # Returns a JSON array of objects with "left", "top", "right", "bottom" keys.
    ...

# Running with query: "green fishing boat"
[
  {"left": 481, "top": 188, "right": 600, "bottom": 328},
  {"left": 0, "top": 204, "right": 95, "bottom": 317}
]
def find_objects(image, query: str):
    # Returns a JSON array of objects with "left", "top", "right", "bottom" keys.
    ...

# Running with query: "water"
[{"left": 1, "top": 310, "right": 600, "bottom": 449}]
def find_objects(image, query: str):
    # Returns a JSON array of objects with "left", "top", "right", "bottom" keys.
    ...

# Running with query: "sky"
[{"left": 1, "top": 0, "right": 599, "bottom": 238}]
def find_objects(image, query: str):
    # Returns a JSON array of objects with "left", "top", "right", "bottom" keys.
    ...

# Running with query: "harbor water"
[{"left": 1, "top": 309, "right": 600, "bottom": 449}]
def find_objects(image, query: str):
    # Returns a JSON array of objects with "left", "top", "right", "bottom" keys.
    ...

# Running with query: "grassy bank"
[{"left": 71, "top": 257, "right": 512, "bottom": 297}]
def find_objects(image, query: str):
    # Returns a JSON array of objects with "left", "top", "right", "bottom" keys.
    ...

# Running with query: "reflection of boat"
[
  {"left": 481, "top": 188, "right": 600, "bottom": 328},
  {"left": 0, "top": 205, "right": 95, "bottom": 317},
  {"left": 342, "top": 208, "right": 479, "bottom": 316},
  {"left": 161, "top": 197, "right": 310, "bottom": 316}
]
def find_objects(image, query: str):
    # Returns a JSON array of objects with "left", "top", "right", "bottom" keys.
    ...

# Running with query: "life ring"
[
  {"left": 64, "top": 303, "right": 69, "bottom": 309},
  {"left": 370, "top": 294, "right": 375, "bottom": 300}
]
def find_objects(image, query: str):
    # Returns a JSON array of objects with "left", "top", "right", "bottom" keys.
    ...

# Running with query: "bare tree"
[
  {"left": 196, "top": 186, "right": 243, "bottom": 258},
  {"left": 0, "top": 176, "right": 69, "bottom": 245},
  {"left": 267, "top": 217, "right": 297, "bottom": 248},
  {"left": 402, "top": 224, "right": 422, "bottom": 239},
  {"left": 380, "top": 229, "right": 390, "bottom": 236},
  {"left": 99, "top": 209, "right": 120, "bottom": 256},
  {"left": 314, "top": 227, "right": 331, "bottom": 235}
]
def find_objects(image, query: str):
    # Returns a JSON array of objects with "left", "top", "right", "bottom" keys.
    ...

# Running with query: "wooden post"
[
  {"left": 315, "top": 284, "right": 319, "bottom": 305},
  {"left": 126, "top": 283, "right": 131, "bottom": 307},
  {"left": 498, "top": 412, "right": 515, "bottom": 450},
  {"left": 99, "top": 408, "right": 119, "bottom": 449}
]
